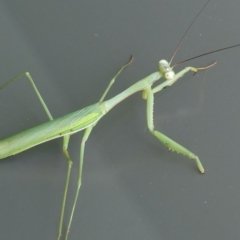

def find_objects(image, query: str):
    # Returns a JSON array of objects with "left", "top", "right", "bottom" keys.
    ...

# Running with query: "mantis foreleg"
[
  {"left": 143, "top": 64, "right": 213, "bottom": 174},
  {"left": 145, "top": 87, "right": 204, "bottom": 173}
]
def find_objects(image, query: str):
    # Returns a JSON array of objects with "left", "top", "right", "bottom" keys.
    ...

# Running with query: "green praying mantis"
[{"left": 1, "top": 0, "right": 240, "bottom": 239}]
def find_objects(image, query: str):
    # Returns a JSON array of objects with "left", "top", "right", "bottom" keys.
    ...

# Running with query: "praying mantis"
[{"left": 1, "top": 0, "right": 240, "bottom": 239}]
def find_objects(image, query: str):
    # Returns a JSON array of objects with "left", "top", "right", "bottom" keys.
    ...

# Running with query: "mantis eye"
[
  {"left": 158, "top": 60, "right": 175, "bottom": 80},
  {"left": 164, "top": 71, "right": 175, "bottom": 80}
]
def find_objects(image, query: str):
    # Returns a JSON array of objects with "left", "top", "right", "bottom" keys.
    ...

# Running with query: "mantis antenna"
[
  {"left": 169, "top": 0, "right": 211, "bottom": 65},
  {"left": 173, "top": 43, "right": 240, "bottom": 67},
  {"left": 169, "top": 0, "right": 240, "bottom": 69}
]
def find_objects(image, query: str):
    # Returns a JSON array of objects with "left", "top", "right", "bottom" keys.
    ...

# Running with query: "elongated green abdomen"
[{"left": 0, "top": 103, "right": 105, "bottom": 159}]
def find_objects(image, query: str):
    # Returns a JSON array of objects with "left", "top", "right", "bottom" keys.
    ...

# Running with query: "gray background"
[{"left": 0, "top": 0, "right": 239, "bottom": 240}]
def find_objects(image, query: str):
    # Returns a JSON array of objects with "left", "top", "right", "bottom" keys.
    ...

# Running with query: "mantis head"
[{"left": 158, "top": 60, "right": 175, "bottom": 80}]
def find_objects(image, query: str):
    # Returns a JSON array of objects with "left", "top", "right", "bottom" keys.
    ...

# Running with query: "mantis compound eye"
[
  {"left": 159, "top": 60, "right": 175, "bottom": 80},
  {"left": 164, "top": 71, "right": 175, "bottom": 80}
]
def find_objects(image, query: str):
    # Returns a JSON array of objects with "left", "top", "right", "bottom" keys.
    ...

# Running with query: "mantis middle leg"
[{"left": 61, "top": 56, "right": 134, "bottom": 240}]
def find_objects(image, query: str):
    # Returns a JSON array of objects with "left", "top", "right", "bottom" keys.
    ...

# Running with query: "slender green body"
[
  {"left": 0, "top": 2, "right": 219, "bottom": 239},
  {"left": 0, "top": 72, "right": 161, "bottom": 159},
  {"left": 0, "top": 60, "right": 209, "bottom": 240},
  {"left": 0, "top": 103, "right": 105, "bottom": 158}
]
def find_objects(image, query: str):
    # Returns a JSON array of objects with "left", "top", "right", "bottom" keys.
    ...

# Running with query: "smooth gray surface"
[{"left": 0, "top": 0, "right": 240, "bottom": 240}]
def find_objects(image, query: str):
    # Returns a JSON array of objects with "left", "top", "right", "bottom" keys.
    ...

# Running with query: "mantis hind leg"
[
  {"left": 145, "top": 88, "right": 204, "bottom": 173},
  {"left": 0, "top": 73, "right": 78, "bottom": 237},
  {"left": 0, "top": 72, "right": 53, "bottom": 120},
  {"left": 64, "top": 125, "right": 94, "bottom": 240},
  {"left": 57, "top": 135, "right": 73, "bottom": 240}
]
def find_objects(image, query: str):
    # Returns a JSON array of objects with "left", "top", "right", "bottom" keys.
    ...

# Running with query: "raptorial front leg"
[
  {"left": 144, "top": 88, "right": 204, "bottom": 173},
  {"left": 152, "top": 62, "right": 216, "bottom": 94},
  {"left": 0, "top": 72, "right": 53, "bottom": 120}
]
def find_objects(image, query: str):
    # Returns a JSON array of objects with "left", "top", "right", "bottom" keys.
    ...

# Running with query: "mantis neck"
[{"left": 103, "top": 72, "right": 161, "bottom": 112}]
